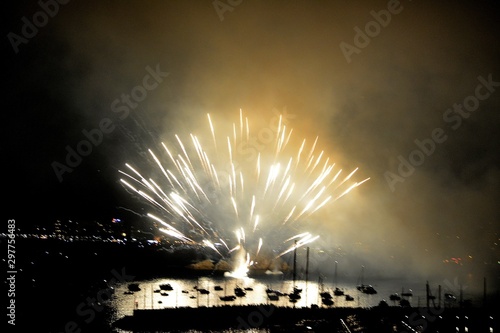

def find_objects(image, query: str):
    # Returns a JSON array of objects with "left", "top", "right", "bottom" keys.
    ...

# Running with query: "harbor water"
[{"left": 109, "top": 273, "right": 485, "bottom": 332}]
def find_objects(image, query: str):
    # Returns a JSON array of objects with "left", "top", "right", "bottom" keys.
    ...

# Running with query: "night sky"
[{"left": 4, "top": 1, "right": 500, "bottom": 286}]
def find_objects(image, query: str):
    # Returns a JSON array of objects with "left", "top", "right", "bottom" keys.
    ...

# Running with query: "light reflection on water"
[
  {"left": 108, "top": 273, "right": 487, "bottom": 333},
  {"left": 111, "top": 275, "right": 431, "bottom": 320}
]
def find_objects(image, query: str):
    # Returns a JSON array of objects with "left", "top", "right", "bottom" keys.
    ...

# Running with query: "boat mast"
[
  {"left": 360, "top": 265, "right": 364, "bottom": 286},
  {"left": 305, "top": 247, "right": 310, "bottom": 284},
  {"left": 293, "top": 240, "right": 297, "bottom": 287},
  {"left": 306, "top": 247, "right": 309, "bottom": 307},
  {"left": 334, "top": 261, "right": 338, "bottom": 288}
]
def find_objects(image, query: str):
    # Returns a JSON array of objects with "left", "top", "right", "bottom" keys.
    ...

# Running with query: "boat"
[
  {"left": 320, "top": 291, "right": 332, "bottom": 299},
  {"left": 288, "top": 239, "right": 301, "bottom": 303},
  {"left": 219, "top": 295, "right": 236, "bottom": 301},
  {"left": 321, "top": 297, "right": 334, "bottom": 306},
  {"left": 334, "top": 287, "right": 344, "bottom": 296},
  {"left": 333, "top": 261, "right": 344, "bottom": 296},
  {"left": 267, "top": 292, "right": 280, "bottom": 301},
  {"left": 159, "top": 283, "right": 173, "bottom": 291},
  {"left": 234, "top": 287, "right": 246, "bottom": 297},
  {"left": 160, "top": 291, "right": 169, "bottom": 296},
  {"left": 127, "top": 283, "right": 141, "bottom": 292},
  {"left": 198, "top": 288, "right": 210, "bottom": 295},
  {"left": 289, "top": 285, "right": 302, "bottom": 301},
  {"left": 153, "top": 289, "right": 161, "bottom": 293},
  {"left": 320, "top": 286, "right": 334, "bottom": 306},
  {"left": 289, "top": 290, "right": 301, "bottom": 301},
  {"left": 345, "top": 294, "right": 354, "bottom": 301},
  {"left": 244, "top": 287, "right": 253, "bottom": 291},
  {"left": 266, "top": 288, "right": 285, "bottom": 296},
  {"left": 356, "top": 266, "right": 377, "bottom": 294},
  {"left": 358, "top": 284, "right": 377, "bottom": 294},
  {"left": 214, "top": 285, "right": 223, "bottom": 291},
  {"left": 389, "top": 293, "right": 401, "bottom": 301}
]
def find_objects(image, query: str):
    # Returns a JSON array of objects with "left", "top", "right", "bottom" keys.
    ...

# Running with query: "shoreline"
[{"left": 113, "top": 303, "right": 498, "bottom": 332}]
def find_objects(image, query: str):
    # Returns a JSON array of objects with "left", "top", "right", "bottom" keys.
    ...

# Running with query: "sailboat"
[
  {"left": 356, "top": 266, "right": 377, "bottom": 294},
  {"left": 333, "top": 261, "right": 344, "bottom": 296},
  {"left": 289, "top": 241, "right": 302, "bottom": 302},
  {"left": 318, "top": 275, "right": 332, "bottom": 299}
]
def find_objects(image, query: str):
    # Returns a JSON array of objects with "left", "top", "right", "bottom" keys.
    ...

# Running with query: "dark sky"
[{"left": 4, "top": 0, "right": 500, "bottom": 286}]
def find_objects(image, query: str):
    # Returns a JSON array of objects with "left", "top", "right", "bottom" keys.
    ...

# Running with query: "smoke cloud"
[{"left": 6, "top": 0, "right": 499, "bottom": 293}]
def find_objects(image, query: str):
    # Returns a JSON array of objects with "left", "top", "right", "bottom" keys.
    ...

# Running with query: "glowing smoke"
[{"left": 119, "top": 111, "right": 369, "bottom": 276}]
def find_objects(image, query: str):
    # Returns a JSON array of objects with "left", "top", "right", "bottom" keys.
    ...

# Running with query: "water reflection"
[{"left": 112, "top": 275, "right": 429, "bottom": 321}]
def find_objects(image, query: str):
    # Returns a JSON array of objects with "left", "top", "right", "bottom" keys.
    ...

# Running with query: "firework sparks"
[{"left": 119, "top": 111, "right": 369, "bottom": 275}]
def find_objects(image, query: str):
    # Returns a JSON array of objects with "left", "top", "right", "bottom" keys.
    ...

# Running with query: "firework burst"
[{"left": 119, "top": 110, "right": 369, "bottom": 274}]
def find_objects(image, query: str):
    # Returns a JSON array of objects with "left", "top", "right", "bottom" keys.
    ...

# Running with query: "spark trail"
[{"left": 119, "top": 110, "right": 369, "bottom": 274}]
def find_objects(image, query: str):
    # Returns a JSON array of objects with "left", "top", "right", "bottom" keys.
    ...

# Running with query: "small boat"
[
  {"left": 390, "top": 293, "right": 401, "bottom": 301},
  {"left": 153, "top": 289, "right": 161, "bottom": 293},
  {"left": 159, "top": 283, "right": 173, "bottom": 291},
  {"left": 220, "top": 295, "right": 236, "bottom": 301},
  {"left": 244, "top": 287, "right": 253, "bottom": 291},
  {"left": 160, "top": 291, "right": 169, "bottom": 296},
  {"left": 182, "top": 290, "right": 189, "bottom": 294},
  {"left": 321, "top": 297, "right": 334, "bottom": 306},
  {"left": 266, "top": 288, "right": 285, "bottom": 296},
  {"left": 318, "top": 275, "right": 334, "bottom": 302},
  {"left": 320, "top": 291, "right": 332, "bottom": 299},
  {"left": 214, "top": 285, "right": 223, "bottom": 291},
  {"left": 289, "top": 291, "right": 301, "bottom": 301},
  {"left": 234, "top": 287, "right": 246, "bottom": 297},
  {"left": 357, "top": 284, "right": 377, "bottom": 294},
  {"left": 267, "top": 292, "right": 279, "bottom": 301},
  {"left": 356, "top": 266, "right": 377, "bottom": 294},
  {"left": 198, "top": 288, "right": 210, "bottom": 295},
  {"left": 333, "top": 287, "right": 344, "bottom": 296},
  {"left": 345, "top": 294, "right": 354, "bottom": 301},
  {"left": 127, "top": 283, "right": 141, "bottom": 292}
]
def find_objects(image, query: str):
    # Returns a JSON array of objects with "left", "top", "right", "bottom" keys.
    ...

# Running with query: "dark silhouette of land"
[{"left": 113, "top": 304, "right": 499, "bottom": 332}]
